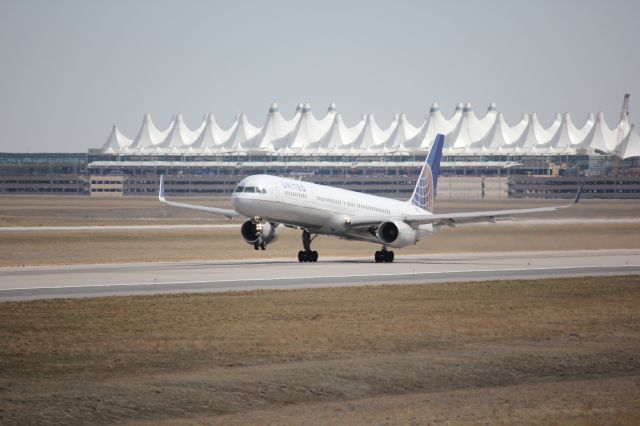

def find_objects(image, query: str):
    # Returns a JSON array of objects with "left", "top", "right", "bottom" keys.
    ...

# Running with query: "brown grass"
[
  {"left": 1, "top": 196, "right": 639, "bottom": 266},
  {"left": 1, "top": 276, "right": 639, "bottom": 424},
  {"left": 1, "top": 223, "right": 639, "bottom": 267},
  {"left": 0, "top": 195, "right": 235, "bottom": 227},
  {"left": 1, "top": 196, "right": 639, "bottom": 227}
]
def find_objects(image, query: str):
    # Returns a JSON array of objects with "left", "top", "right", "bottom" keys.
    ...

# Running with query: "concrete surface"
[{"left": 1, "top": 249, "right": 638, "bottom": 300}]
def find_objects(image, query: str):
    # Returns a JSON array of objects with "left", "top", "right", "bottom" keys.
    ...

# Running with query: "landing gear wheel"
[
  {"left": 298, "top": 230, "right": 319, "bottom": 263},
  {"left": 386, "top": 251, "right": 394, "bottom": 263},
  {"left": 260, "top": 242, "right": 266, "bottom": 250},
  {"left": 254, "top": 242, "right": 260, "bottom": 251},
  {"left": 375, "top": 249, "right": 395, "bottom": 263},
  {"left": 298, "top": 250, "right": 318, "bottom": 263}
]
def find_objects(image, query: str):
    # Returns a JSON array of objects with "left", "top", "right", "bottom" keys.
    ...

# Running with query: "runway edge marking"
[{"left": 1, "top": 264, "right": 639, "bottom": 292}]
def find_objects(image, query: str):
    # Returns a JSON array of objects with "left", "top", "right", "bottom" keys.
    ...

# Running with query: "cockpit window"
[
  {"left": 242, "top": 186, "right": 267, "bottom": 194},
  {"left": 234, "top": 185, "right": 267, "bottom": 194}
]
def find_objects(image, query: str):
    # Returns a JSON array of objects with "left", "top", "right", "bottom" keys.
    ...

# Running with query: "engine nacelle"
[
  {"left": 240, "top": 220, "right": 279, "bottom": 246},
  {"left": 377, "top": 220, "right": 418, "bottom": 248}
]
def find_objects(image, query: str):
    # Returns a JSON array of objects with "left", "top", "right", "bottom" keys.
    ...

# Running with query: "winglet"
[
  {"left": 563, "top": 181, "right": 584, "bottom": 208},
  {"left": 573, "top": 181, "right": 585, "bottom": 205},
  {"left": 159, "top": 174, "right": 166, "bottom": 202}
]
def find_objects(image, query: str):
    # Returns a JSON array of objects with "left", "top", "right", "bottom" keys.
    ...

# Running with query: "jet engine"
[
  {"left": 376, "top": 220, "right": 418, "bottom": 248},
  {"left": 241, "top": 220, "right": 279, "bottom": 249}
]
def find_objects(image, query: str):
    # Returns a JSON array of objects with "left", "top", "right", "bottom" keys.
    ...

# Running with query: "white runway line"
[
  {"left": 1, "top": 264, "right": 637, "bottom": 292},
  {"left": 1, "top": 249, "right": 639, "bottom": 300}
]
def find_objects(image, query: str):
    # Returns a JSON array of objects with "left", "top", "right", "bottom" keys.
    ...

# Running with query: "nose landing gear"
[
  {"left": 374, "top": 247, "right": 394, "bottom": 263},
  {"left": 252, "top": 217, "right": 266, "bottom": 250},
  {"left": 298, "top": 230, "right": 318, "bottom": 262}
]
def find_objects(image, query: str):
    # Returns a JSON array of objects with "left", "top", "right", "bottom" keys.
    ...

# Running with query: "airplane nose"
[{"left": 231, "top": 196, "right": 253, "bottom": 216}]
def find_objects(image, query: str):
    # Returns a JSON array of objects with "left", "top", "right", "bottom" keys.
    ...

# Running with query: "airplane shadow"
[
  {"left": 151, "top": 256, "right": 513, "bottom": 269},
  {"left": 328, "top": 258, "right": 504, "bottom": 266}
]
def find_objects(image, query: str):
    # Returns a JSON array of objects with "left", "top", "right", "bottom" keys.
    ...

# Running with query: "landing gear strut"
[
  {"left": 252, "top": 217, "right": 266, "bottom": 251},
  {"left": 374, "top": 246, "right": 394, "bottom": 263},
  {"left": 298, "top": 230, "right": 318, "bottom": 262}
]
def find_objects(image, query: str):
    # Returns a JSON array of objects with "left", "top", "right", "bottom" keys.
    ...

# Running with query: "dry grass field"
[
  {"left": 0, "top": 195, "right": 236, "bottom": 227},
  {"left": 0, "top": 196, "right": 639, "bottom": 266},
  {"left": 2, "top": 223, "right": 640, "bottom": 267},
  {"left": 1, "top": 276, "right": 639, "bottom": 424},
  {"left": 1, "top": 195, "right": 639, "bottom": 227}
]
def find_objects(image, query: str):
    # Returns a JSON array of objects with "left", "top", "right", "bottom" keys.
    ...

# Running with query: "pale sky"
[{"left": 0, "top": 0, "right": 639, "bottom": 152}]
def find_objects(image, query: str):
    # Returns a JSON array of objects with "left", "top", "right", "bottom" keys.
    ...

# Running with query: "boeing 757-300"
[{"left": 159, "top": 134, "right": 583, "bottom": 263}]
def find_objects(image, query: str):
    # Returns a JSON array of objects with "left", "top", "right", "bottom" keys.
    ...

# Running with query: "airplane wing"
[
  {"left": 349, "top": 182, "right": 584, "bottom": 228},
  {"left": 158, "top": 175, "right": 241, "bottom": 219}
]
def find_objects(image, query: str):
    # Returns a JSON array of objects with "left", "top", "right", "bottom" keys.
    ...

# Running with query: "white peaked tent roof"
[
  {"left": 221, "top": 113, "right": 259, "bottom": 152},
  {"left": 128, "top": 114, "right": 173, "bottom": 152},
  {"left": 350, "top": 113, "right": 395, "bottom": 151},
  {"left": 588, "top": 112, "right": 618, "bottom": 153},
  {"left": 244, "top": 102, "right": 296, "bottom": 153},
  {"left": 472, "top": 113, "right": 529, "bottom": 154},
  {"left": 384, "top": 113, "right": 416, "bottom": 152},
  {"left": 527, "top": 113, "right": 563, "bottom": 153},
  {"left": 98, "top": 102, "right": 640, "bottom": 158},
  {"left": 284, "top": 102, "right": 335, "bottom": 152},
  {"left": 312, "top": 113, "right": 364, "bottom": 152},
  {"left": 192, "top": 113, "right": 235, "bottom": 151},
  {"left": 618, "top": 124, "right": 640, "bottom": 159},
  {"left": 549, "top": 113, "right": 596, "bottom": 153},
  {"left": 159, "top": 113, "right": 205, "bottom": 152},
  {"left": 446, "top": 102, "right": 497, "bottom": 152},
  {"left": 101, "top": 125, "right": 132, "bottom": 153},
  {"left": 403, "top": 102, "right": 456, "bottom": 151}
]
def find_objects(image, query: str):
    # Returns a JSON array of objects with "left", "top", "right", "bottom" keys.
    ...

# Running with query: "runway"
[{"left": 1, "top": 249, "right": 639, "bottom": 301}]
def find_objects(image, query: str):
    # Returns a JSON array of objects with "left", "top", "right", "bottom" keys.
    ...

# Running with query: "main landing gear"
[
  {"left": 298, "top": 230, "right": 318, "bottom": 262},
  {"left": 374, "top": 247, "right": 394, "bottom": 263}
]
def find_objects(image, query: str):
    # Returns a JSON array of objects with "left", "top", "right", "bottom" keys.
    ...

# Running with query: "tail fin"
[{"left": 409, "top": 134, "right": 444, "bottom": 212}]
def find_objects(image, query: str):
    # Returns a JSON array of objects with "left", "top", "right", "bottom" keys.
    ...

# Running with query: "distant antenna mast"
[{"left": 612, "top": 93, "right": 630, "bottom": 176}]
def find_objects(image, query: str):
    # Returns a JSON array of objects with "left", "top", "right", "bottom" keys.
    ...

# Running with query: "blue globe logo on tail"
[{"left": 410, "top": 134, "right": 444, "bottom": 212}]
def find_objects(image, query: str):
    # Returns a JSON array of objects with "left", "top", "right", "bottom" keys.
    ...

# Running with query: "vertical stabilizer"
[{"left": 409, "top": 134, "right": 444, "bottom": 212}]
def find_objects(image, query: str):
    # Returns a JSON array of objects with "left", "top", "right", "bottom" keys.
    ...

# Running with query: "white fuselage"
[{"left": 231, "top": 174, "right": 434, "bottom": 246}]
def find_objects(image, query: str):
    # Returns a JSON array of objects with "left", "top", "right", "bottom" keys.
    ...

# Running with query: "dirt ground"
[
  {"left": 1, "top": 276, "right": 639, "bottom": 424},
  {"left": 0, "top": 196, "right": 639, "bottom": 266}
]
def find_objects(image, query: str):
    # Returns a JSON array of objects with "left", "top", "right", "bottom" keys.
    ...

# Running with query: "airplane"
[{"left": 159, "top": 134, "right": 583, "bottom": 263}]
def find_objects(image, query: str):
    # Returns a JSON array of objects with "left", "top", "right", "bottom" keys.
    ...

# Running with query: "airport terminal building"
[{"left": 2, "top": 102, "right": 640, "bottom": 199}]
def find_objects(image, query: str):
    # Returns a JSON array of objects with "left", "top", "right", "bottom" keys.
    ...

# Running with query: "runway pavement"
[{"left": 1, "top": 249, "right": 639, "bottom": 301}]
